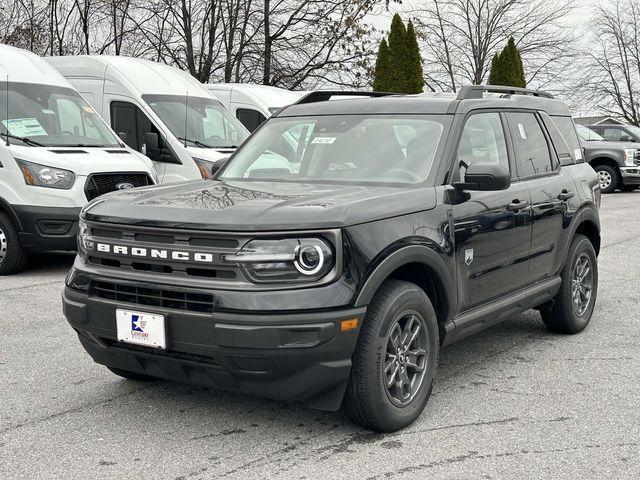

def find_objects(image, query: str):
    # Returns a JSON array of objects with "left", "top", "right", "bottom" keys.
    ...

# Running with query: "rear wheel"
[
  {"left": 0, "top": 211, "right": 28, "bottom": 275},
  {"left": 593, "top": 164, "right": 620, "bottom": 193},
  {"left": 540, "top": 234, "right": 598, "bottom": 334},
  {"left": 107, "top": 366, "right": 156, "bottom": 381},
  {"left": 345, "top": 280, "right": 439, "bottom": 432}
]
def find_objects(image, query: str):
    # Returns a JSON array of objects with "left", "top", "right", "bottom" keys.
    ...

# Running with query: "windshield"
[
  {"left": 575, "top": 124, "right": 604, "bottom": 141},
  {"left": 0, "top": 81, "right": 120, "bottom": 147},
  {"left": 625, "top": 125, "right": 640, "bottom": 137},
  {"left": 220, "top": 115, "right": 450, "bottom": 184},
  {"left": 143, "top": 94, "right": 249, "bottom": 149}
]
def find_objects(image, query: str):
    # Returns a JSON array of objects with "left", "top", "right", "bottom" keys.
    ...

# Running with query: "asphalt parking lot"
[{"left": 1, "top": 192, "right": 639, "bottom": 480}]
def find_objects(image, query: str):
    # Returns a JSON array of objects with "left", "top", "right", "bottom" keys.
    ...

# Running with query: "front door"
[{"left": 450, "top": 112, "right": 532, "bottom": 312}]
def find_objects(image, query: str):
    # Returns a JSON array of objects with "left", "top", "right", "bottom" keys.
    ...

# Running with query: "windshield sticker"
[
  {"left": 311, "top": 136, "right": 337, "bottom": 144},
  {"left": 2, "top": 118, "right": 47, "bottom": 137},
  {"left": 41, "top": 109, "right": 55, "bottom": 115},
  {"left": 574, "top": 148, "right": 583, "bottom": 160},
  {"left": 517, "top": 123, "right": 527, "bottom": 140}
]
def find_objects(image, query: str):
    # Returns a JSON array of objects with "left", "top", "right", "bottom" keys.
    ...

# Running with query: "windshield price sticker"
[
  {"left": 517, "top": 123, "right": 527, "bottom": 140},
  {"left": 2, "top": 118, "right": 47, "bottom": 137},
  {"left": 311, "top": 136, "right": 337, "bottom": 144}
]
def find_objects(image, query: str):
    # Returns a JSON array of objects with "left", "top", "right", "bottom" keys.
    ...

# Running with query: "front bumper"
[
  {"left": 62, "top": 287, "right": 366, "bottom": 410},
  {"left": 620, "top": 166, "right": 640, "bottom": 185},
  {"left": 14, "top": 205, "right": 81, "bottom": 251}
]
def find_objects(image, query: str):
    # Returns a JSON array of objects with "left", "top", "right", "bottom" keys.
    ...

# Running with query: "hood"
[
  {"left": 7, "top": 145, "right": 153, "bottom": 176},
  {"left": 83, "top": 180, "right": 438, "bottom": 231},
  {"left": 186, "top": 146, "right": 235, "bottom": 163}
]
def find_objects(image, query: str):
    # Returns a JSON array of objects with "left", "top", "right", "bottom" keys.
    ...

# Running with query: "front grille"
[
  {"left": 90, "top": 281, "right": 215, "bottom": 313},
  {"left": 84, "top": 172, "right": 152, "bottom": 201}
]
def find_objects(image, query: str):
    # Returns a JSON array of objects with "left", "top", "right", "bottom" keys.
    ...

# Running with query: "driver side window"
[{"left": 457, "top": 113, "right": 509, "bottom": 181}]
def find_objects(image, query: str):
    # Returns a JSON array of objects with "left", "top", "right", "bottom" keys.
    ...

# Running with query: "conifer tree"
[
  {"left": 405, "top": 21, "right": 424, "bottom": 94},
  {"left": 373, "top": 39, "right": 392, "bottom": 91},
  {"left": 488, "top": 37, "right": 526, "bottom": 88}
]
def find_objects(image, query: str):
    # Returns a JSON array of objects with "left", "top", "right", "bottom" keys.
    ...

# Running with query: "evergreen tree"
[
  {"left": 405, "top": 21, "right": 424, "bottom": 94},
  {"left": 488, "top": 37, "right": 526, "bottom": 88},
  {"left": 373, "top": 39, "right": 392, "bottom": 91},
  {"left": 372, "top": 14, "right": 425, "bottom": 93}
]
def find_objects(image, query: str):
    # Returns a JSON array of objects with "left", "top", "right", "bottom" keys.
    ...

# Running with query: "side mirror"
[
  {"left": 211, "top": 157, "right": 230, "bottom": 178},
  {"left": 143, "top": 132, "right": 159, "bottom": 152},
  {"left": 117, "top": 132, "right": 128, "bottom": 143},
  {"left": 620, "top": 135, "right": 633, "bottom": 142},
  {"left": 454, "top": 163, "right": 511, "bottom": 191}
]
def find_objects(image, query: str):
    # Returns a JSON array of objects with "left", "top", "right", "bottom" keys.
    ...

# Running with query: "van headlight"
[
  {"left": 624, "top": 149, "right": 637, "bottom": 166},
  {"left": 222, "top": 238, "right": 334, "bottom": 283},
  {"left": 192, "top": 157, "right": 216, "bottom": 179},
  {"left": 16, "top": 159, "right": 75, "bottom": 189}
]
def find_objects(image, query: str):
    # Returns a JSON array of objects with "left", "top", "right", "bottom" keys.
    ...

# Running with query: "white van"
[
  {"left": 47, "top": 56, "right": 250, "bottom": 183},
  {"left": 0, "top": 44, "right": 158, "bottom": 274},
  {"left": 206, "top": 84, "right": 303, "bottom": 132}
]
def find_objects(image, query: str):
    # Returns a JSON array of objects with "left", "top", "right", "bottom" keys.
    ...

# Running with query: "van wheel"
[
  {"left": 107, "top": 366, "right": 156, "bottom": 381},
  {"left": 0, "top": 211, "right": 28, "bottom": 275},
  {"left": 541, "top": 234, "right": 598, "bottom": 334},
  {"left": 345, "top": 280, "right": 439, "bottom": 432},
  {"left": 594, "top": 164, "right": 619, "bottom": 193}
]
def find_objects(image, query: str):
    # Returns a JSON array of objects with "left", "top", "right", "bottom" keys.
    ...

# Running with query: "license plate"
[{"left": 116, "top": 309, "right": 166, "bottom": 349}]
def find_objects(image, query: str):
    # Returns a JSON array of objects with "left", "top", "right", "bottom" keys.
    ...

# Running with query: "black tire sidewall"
[
  {"left": 351, "top": 281, "right": 439, "bottom": 431},
  {"left": 0, "top": 212, "right": 25, "bottom": 275}
]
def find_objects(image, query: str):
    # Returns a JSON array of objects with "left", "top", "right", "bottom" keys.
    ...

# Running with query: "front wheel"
[
  {"left": 593, "top": 164, "right": 620, "bottom": 193},
  {"left": 0, "top": 211, "right": 28, "bottom": 275},
  {"left": 345, "top": 280, "right": 439, "bottom": 432},
  {"left": 540, "top": 234, "right": 598, "bottom": 334}
]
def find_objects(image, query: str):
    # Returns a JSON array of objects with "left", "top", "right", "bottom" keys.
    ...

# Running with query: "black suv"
[{"left": 62, "top": 86, "right": 601, "bottom": 432}]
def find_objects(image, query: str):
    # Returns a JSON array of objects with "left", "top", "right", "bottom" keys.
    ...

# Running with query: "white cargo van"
[
  {"left": 0, "top": 44, "right": 158, "bottom": 274},
  {"left": 206, "top": 84, "right": 303, "bottom": 132},
  {"left": 47, "top": 56, "right": 250, "bottom": 183}
]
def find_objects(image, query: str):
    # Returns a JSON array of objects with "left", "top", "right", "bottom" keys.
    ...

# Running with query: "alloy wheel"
[
  {"left": 571, "top": 253, "right": 593, "bottom": 316},
  {"left": 0, "top": 226, "right": 6, "bottom": 263},
  {"left": 383, "top": 312, "right": 429, "bottom": 406},
  {"left": 597, "top": 170, "right": 612, "bottom": 190}
]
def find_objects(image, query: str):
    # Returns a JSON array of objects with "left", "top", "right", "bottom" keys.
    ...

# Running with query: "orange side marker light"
[{"left": 340, "top": 318, "right": 359, "bottom": 332}]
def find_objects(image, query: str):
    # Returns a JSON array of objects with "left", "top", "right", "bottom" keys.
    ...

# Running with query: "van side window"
[
  {"left": 110, "top": 101, "right": 172, "bottom": 162},
  {"left": 506, "top": 112, "right": 553, "bottom": 177},
  {"left": 237, "top": 108, "right": 266, "bottom": 132},
  {"left": 457, "top": 113, "right": 509, "bottom": 181}
]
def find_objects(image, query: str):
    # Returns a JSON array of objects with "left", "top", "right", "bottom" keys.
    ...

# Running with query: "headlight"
[
  {"left": 192, "top": 157, "right": 216, "bottom": 179},
  {"left": 223, "top": 238, "right": 334, "bottom": 283},
  {"left": 624, "top": 149, "right": 637, "bottom": 166},
  {"left": 77, "top": 217, "right": 94, "bottom": 259},
  {"left": 16, "top": 159, "right": 75, "bottom": 189}
]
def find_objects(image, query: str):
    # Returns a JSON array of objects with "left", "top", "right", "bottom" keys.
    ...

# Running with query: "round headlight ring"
[{"left": 294, "top": 244, "right": 325, "bottom": 275}]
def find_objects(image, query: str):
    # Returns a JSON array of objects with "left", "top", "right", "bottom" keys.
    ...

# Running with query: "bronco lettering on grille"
[{"left": 95, "top": 243, "right": 216, "bottom": 263}]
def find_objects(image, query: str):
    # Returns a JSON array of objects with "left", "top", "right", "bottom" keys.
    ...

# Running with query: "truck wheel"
[
  {"left": 0, "top": 211, "right": 28, "bottom": 275},
  {"left": 593, "top": 164, "right": 619, "bottom": 193},
  {"left": 541, "top": 234, "right": 598, "bottom": 334},
  {"left": 345, "top": 280, "right": 439, "bottom": 432},
  {"left": 107, "top": 366, "right": 156, "bottom": 381}
]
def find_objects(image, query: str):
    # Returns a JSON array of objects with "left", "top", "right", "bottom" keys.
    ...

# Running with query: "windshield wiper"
[
  {"left": 214, "top": 145, "right": 239, "bottom": 149},
  {"left": 178, "top": 137, "right": 212, "bottom": 148},
  {"left": 1, "top": 132, "right": 46, "bottom": 147}
]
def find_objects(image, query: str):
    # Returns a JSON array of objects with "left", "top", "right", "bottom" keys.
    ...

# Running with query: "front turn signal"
[{"left": 340, "top": 318, "right": 359, "bottom": 332}]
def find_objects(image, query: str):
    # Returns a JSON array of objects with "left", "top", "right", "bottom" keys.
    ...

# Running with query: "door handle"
[
  {"left": 557, "top": 190, "right": 575, "bottom": 201},
  {"left": 507, "top": 199, "right": 529, "bottom": 211}
]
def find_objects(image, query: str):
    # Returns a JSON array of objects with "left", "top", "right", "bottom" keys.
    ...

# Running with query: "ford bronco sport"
[{"left": 62, "top": 86, "right": 601, "bottom": 432}]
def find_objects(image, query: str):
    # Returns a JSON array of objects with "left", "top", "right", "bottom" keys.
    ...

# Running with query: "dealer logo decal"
[{"left": 131, "top": 315, "right": 149, "bottom": 340}]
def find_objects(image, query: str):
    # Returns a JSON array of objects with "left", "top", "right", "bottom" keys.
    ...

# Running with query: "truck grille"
[
  {"left": 90, "top": 281, "right": 215, "bottom": 313},
  {"left": 84, "top": 172, "right": 153, "bottom": 201}
]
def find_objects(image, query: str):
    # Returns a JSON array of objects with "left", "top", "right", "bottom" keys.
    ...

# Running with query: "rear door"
[
  {"left": 505, "top": 111, "right": 578, "bottom": 283},
  {"left": 450, "top": 111, "right": 532, "bottom": 312}
]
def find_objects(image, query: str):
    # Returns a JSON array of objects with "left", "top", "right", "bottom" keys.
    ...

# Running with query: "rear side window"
[
  {"left": 506, "top": 112, "right": 553, "bottom": 177},
  {"left": 551, "top": 116, "right": 583, "bottom": 165},
  {"left": 237, "top": 108, "right": 266, "bottom": 132}
]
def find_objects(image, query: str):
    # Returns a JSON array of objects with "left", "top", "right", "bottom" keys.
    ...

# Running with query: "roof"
[
  {"left": 277, "top": 89, "right": 572, "bottom": 117},
  {"left": 574, "top": 116, "right": 623, "bottom": 126},
  {"left": 46, "top": 55, "right": 213, "bottom": 98},
  {"left": 0, "top": 44, "right": 71, "bottom": 88},
  {"left": 207, "top": 83, "right": 303, "bottom": 108}
]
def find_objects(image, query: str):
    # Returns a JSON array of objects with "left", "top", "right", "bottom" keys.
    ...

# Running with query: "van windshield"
[
  {"left": 220, "top": 115, "right": 450, "bottom": 184},
  {"left": 143, "top": 94, "right": 249, "bottom": 149},
  {"left": 0, "top": 81, "right": 120, "bottom": 147}
]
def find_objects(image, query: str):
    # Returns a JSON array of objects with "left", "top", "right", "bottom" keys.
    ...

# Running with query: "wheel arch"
[
  {"left": 354, "top": 245, "right": 455, "bottom": 337},
  {"left": 0, "top": 196, "right": 22, "bottom": 230},
  {"left": 567, "top": 207, "right": 601, "bottom": 258},
  {"left": 589, "top": 156, "right": 620, "bottom": 170}
]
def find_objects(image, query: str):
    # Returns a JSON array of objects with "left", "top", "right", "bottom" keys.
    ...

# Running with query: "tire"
[
  {"left": 345, "top": 279, "right": 439, "bottom": 432},
  {"left": 593, "top": 164, "right": 620, "bottom": 193},
  {"left": 540, "top": 234, "right": 598, "bottom": 334},
  {"left": 0, "top": 211, "right": 28, "bottom": 275},
  {"left": 107, "top": 366, "right": 156, "bottom": 381},
  {"left": 621, "top": 185, "right": 639, "bottom": 192}
]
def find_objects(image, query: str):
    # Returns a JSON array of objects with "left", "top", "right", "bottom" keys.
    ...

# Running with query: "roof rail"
[
  {"left": 294, "top": 90, "right": 394, "bottom": 105},
  {"left": 457, "top": 85, "right": 554, "bottom": 100}
]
